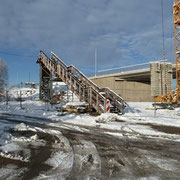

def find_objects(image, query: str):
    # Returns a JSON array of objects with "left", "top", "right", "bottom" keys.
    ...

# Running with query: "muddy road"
[{"left": 0, "top": 113, "right": 180, "bottom": 180}]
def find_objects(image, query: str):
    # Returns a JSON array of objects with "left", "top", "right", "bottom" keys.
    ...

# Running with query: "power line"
[{"left": 0, "top": 51, "right": 36, "bottom": 58}]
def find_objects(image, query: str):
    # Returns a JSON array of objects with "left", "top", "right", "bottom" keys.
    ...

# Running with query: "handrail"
[
  {"left": 68, "top": 65, "right": 100, "bottom": 91},
  {"left": 51, "top": 52, "right": 67, "bottom": 70},
  {"left": 104, "top": 87, "right": 124, "bottom": 103}
]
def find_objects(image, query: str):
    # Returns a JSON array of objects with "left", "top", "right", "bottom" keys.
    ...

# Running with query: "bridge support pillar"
[
  {"left": 39, "top": 63, "right": 53, "bottom": 101},
  {"left": 150, "top": 62, "right": 173, "bottom": 97}
]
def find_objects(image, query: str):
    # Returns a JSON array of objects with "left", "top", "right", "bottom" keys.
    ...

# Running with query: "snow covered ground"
[
  {"left": 0, "top": 86, "right": 180, "bottom": 179},
  {"left": 1, "top": 99, "right": 180, "bottom": 134},
  {"left": 0, "top": 86, "right": 180, "bottom": 142}
]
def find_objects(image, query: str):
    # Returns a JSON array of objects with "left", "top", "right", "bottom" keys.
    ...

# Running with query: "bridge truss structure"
[{"left": 37, "top": 51, "right": 125, "bottom": 114}]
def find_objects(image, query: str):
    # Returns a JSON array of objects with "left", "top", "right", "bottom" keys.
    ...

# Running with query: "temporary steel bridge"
[{"left": 37, "top": 51, "right": 125, "bottom": 114}]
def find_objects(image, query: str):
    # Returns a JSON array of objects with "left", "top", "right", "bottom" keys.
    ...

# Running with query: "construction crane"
[
  {"left": 155, "top": 0, "right": 180, "bottom": 105},
  {"left": 173, "top": 0, "right": 180, "bottom": 102}
]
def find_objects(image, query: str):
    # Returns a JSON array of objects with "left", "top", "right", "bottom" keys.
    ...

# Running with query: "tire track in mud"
[
  {"left": 60, "top": 127, "right": 180, "bottom": 179},
  {"left": 0, "top": 114, "right": 124, "bottom": 179},
  {"left": 67, "top": 139, "right": 101, "bottom": 180},
  {"left": 61, "top": 128, "right": 134, "bottom": 179},
  {"left": 0, "top": 113, "right": 53, "bottom": 127},
  {"left": 1, "top": 113, "right": 180, "bottom": 179},
  {"left": 0, "top": 129, "right": 57, "bottom": 180}
]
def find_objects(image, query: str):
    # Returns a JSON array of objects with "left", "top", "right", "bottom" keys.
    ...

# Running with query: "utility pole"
[{"left": 95, "top": 48, "right": 97, "bottom": 77}]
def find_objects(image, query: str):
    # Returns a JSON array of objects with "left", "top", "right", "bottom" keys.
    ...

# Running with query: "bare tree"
[{"left": 0, "top": 59, "right": 8, "bottom": 95}]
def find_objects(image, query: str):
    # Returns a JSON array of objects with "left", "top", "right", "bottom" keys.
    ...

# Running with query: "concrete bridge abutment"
[
  {"left": 91, "top": 76, "right": 152, "bottom": 102},
  {"left": 90, "top": 62, "right": 174, "bottom": 102}
]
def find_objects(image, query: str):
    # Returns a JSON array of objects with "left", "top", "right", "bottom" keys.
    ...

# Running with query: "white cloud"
[{"left": 0, "top": 0, "right": 175, "bottom": 74}]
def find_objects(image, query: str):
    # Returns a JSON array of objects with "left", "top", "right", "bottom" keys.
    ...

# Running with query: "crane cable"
[{"left": 161, "top": 0, "right": 166, "bottom": 60}]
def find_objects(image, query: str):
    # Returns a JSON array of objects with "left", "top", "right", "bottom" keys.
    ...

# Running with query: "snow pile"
[
  {"left": 72, "top": 140, "right": 101, "bottom": 179},
  {"left": 15, "top": 123, "right": 29, "bottom": 131},
  {"left": 65, "top": 101, "right": 88, "bottom": 106},
  {"left": 95, "top": 113, "right": 122, "bottom": 123},
  {"left": 10, "top": 134, "right": 40, "bottom": 143},
  {"left": 0, "top": 141, "right": 21, "bottom": 153},
  {"left": 0, "top": 151, "right": 29, "bottom": 162},
  {"left": 0, "top": 139, "right": 29, "bottom": 161},
  {"left": 8, "top": 87, "right": 39, "bottom": 100},
  {"left": 36, "top": 130, "right": 74, "bottom": 180},
  {"left": 45, "top": 135, "right": 73, "bottom": 169},
  {"left": 30, "top": 134, "right": 39, "bottom": 141}
]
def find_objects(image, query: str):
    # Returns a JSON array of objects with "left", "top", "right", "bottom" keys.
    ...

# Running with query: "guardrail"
[{"left": 88, "top": 60, "right": 171, "bottom": 77}]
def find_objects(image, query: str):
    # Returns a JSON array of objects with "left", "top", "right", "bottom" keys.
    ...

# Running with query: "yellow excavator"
[{"left": 155, "top": 0, "right": 180, "bottom": 105}]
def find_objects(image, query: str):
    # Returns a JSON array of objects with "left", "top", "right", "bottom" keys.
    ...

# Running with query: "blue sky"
[{"left": 0, "top": 0, "right": 175, "bottom": 86}]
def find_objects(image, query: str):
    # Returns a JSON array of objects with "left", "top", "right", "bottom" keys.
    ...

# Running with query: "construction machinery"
[
  {"left": 37, "top": 51, "right": 125, "bottom": 114},
  {"left": 155, "top": 0, "right": 180, "bottom": 106}
]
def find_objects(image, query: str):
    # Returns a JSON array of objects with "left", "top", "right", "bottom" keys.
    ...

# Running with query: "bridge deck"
[{"left": 91, "top": 65, "right": 176, "bottom": 83}]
